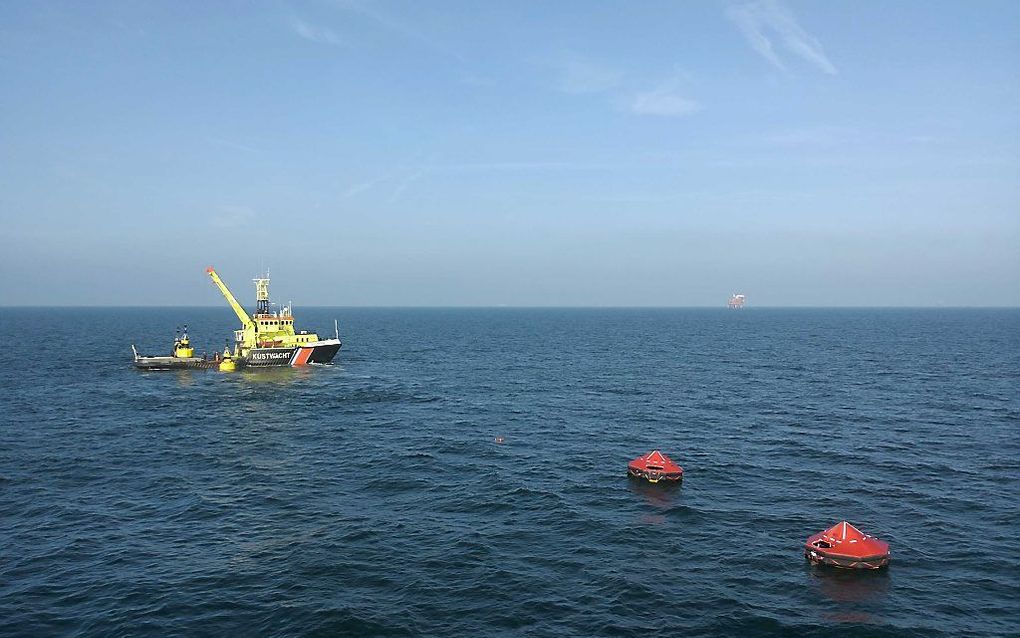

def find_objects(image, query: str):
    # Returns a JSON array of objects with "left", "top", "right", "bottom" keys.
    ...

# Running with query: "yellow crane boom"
[{"left": 206, "top": 266, "right": 254, "bottom": 328}]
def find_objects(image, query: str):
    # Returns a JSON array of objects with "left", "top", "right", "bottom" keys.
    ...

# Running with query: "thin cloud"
[
  {"left": 553, "top": 56, "right": 624, "bottom": 94},
  {"left": 435, "top": 161, "right": 617, "bottom": 171},
  {"left": 389, "top": 168, "right": 427, "bottom": 202},
  {"left": 627, "top": 73, "right": 702, "bottom": 117},
  {"left": 207, "top": 137, "right": 263, "bottom": 154},
  {"left": 630, "top": 89, "right": 701, "bottom": 117},
  {"left": 727, "top": 0, "right": 837, "bottom": 75},
  {"left": 762, "top": 125, "right": 856, "bottom": 146},
  {"left": 344, "top": 154, "right": 437, "bottom": 202},
  {"left": 345, "top": 159, "right": 623, "bottom": 204},
  {"left": 290, "top": 17, "right": 344, "bottom": 46},
  {"left": 211, "top": 205, "right": 256, "bottom": 230},
  {"left": 550, "top": 57, "right": 700, "bottom": 117},
  {"left": 342, "top": 176, "right": 388, "bottom": 198},
  {"left": 461, "top": 73, "right": 498, "bottom": 88},
  {"left": 332, "top": 0, "right": 464, "bottom": 61}
]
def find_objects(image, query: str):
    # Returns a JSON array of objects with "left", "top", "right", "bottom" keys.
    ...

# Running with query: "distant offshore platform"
[{"left": 728, "top": 294, "right": 746, "bottom": 309}]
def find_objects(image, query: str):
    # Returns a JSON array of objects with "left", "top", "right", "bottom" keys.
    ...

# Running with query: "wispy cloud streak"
[
  {"left": 389, "top": 168, "right": 427, "bottom": 202},
  {"left": 548, "top": 55, "right": 701, "bottom": 117},
  {"left": 727, "top": 0, "right": 836, "bottom": 75},
  {"left": 207, "top": 137, "right": 263, "bottom": 154},
  {"left": 332, "top": 0, "right": 464, "bottom": 61},
  {"left": 553, "top": 56, "right": 624, "bottom": 94},
  {"left": 762, "top": 125, "right": 856, "bottom": 147},
  {"left": 342, "top": 176, "right": 388, "bottom": 198},
  {"left": 211, "top": 205, "right": 256, "bottom": 230},
  {"left": 629, "top": 77, "right": 701, "bottom": 117},
  {"left": 434, "top": 161, "right": 618, "bottom": 171},
  {"left": 631, "top": 92, "right": 700, "bottom": 117},
  {"left": 290, "top": 17, "right": 344, "bottom": 46}
]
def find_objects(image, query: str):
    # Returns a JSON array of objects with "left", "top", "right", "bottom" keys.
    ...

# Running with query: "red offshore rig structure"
[{"left": 728, "top": 294, "right": 746, "bottom": 309}]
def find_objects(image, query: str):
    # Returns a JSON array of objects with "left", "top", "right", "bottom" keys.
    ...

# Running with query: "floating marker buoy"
[
  {"left": 218, "top": 345, "right": 237, "bottom": 372},
  {"left": 627, "top": 450, "right": 683, "bottom": 483},
  {"left": 805, "top": 521, "right": 890, "bottom": 570}
]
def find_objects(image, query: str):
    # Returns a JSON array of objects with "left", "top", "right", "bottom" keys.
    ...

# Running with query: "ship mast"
[{"left": 253, "top": 271, "right": 270, "bottom": 316}]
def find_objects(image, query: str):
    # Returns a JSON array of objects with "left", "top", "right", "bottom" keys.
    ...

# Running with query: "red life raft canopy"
[
  {"left": 805, "top": 521, "right": 890, "bottom": 569},
  {"left": 627, "top": 450, "right": 683, "bottom": 483}
]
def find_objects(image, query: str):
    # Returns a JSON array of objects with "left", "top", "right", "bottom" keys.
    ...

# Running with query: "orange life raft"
[
  {"left": 627, "top": 450, "right": 683, "bottom": 483},
  {"left": 805, "top": 521, "right": 890, "bottom": 570}
]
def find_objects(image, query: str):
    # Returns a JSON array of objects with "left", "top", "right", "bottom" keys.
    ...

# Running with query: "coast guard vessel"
[{"left": 206, "top": 267, "right": 341, "bottom": 367}]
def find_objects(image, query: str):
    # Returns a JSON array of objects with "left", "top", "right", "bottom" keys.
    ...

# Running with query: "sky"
[{"left": 1, "top": 0, "right": 1018, "bottom": 306}]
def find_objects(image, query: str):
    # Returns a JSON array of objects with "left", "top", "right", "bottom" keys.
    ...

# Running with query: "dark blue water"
[{"left": 2, "top": 308, "right": 1018, "bottom": 637}]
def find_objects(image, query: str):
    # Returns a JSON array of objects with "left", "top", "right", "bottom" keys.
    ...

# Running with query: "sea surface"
[{"left": 2, "top": 307, "right": 1018, "bottom": 637}]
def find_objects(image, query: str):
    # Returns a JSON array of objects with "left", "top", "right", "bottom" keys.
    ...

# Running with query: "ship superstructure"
[
  {"left": 206, "top": 266, "right": 341, "bottom": 367},
  {"left": 728, "top": 294, "right": 746, "bottom": 309}
]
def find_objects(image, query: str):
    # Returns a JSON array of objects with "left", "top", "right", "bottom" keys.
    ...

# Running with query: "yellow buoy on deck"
[
  {"left": 219, "top": 345, "right": 237, "bottom": 372},
  {"left": 173, "top": 326, "right": 195, "bottom": 358}
]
